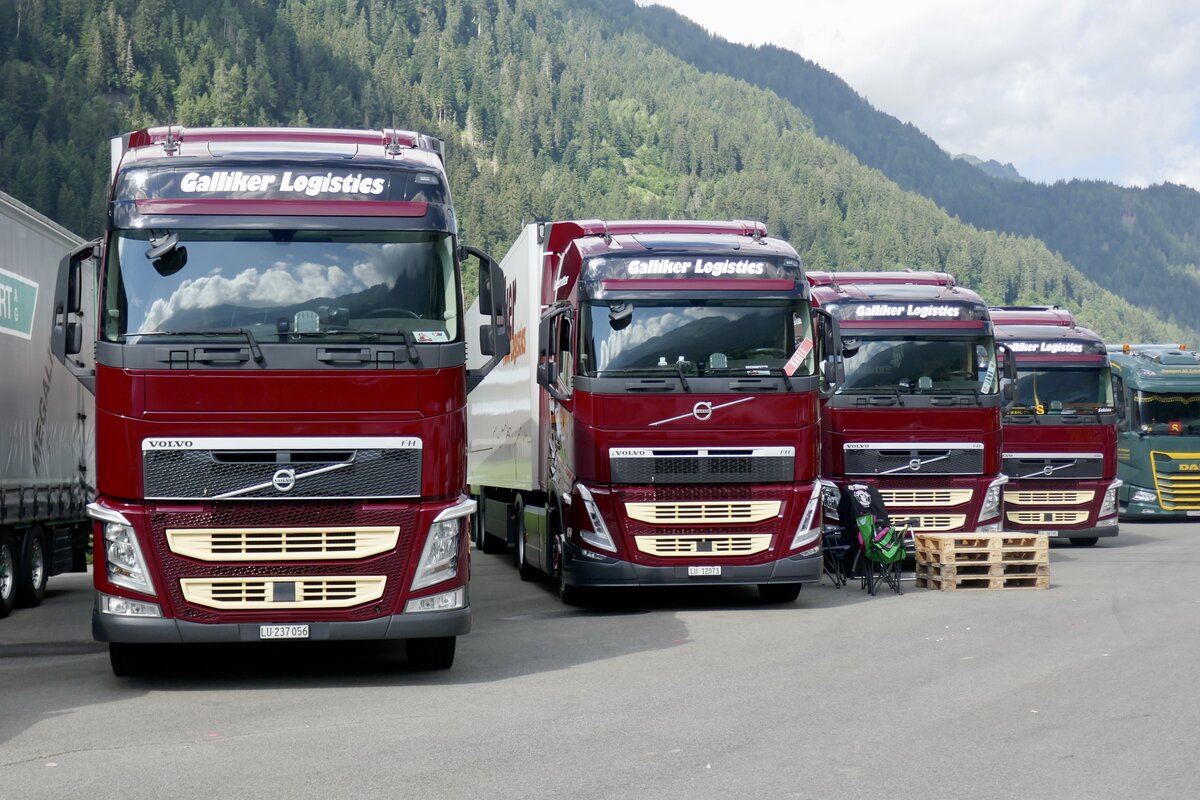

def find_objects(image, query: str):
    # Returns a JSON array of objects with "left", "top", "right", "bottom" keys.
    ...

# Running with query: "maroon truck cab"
[
  {"left": 51, "top": 126, "right": 507, "bottom": 673},
  {"left": 808, "top": 272, "right": 1011, "bottom": 538},
  {"left": 991, "top": 307, "right": 1120, "bottom": 544},
  {"left": 468, "top": 221, "right": 836, "bottom": 604}
]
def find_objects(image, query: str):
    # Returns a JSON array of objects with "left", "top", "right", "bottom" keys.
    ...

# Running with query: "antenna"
[
  {"left": 602, "top": 220, "right": 612, "bottom": 246},
  {"left": 162, "top": 114, "right": 180, "bottom": 155},
  {"left": 386, "top": 113, "right": 403, "bottom": 156}
]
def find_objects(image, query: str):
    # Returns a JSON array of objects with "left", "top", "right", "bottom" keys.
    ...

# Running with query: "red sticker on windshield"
[{"left": 784, "top": 338, "right": 813, "bottom": 376}]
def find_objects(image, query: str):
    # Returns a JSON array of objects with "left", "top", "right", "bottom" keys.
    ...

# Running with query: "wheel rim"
[
  {"left": 30, "top": 537, "right": 45, "bottom": 588},
  {"left": 0, "top": 544, "right": 13, "bottom": 600}
]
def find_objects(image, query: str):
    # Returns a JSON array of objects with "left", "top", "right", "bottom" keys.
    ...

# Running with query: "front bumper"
[
  {"left": 1042, "top": 523, "right": 1119, "bottom": 540},
  {"left": 563, "top": 541, "right": 821, "bottom": 588},
  {"left": 93, "top": 604, "right": 470, "bottom": 644}
]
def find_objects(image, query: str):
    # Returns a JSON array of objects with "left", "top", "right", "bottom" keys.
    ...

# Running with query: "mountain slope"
[
  {"left": 0, "top": 0, "right": 1189, "bottom": 344},
  {"left": 617, "top": 0, "right": 1200, "bottom": 342}
]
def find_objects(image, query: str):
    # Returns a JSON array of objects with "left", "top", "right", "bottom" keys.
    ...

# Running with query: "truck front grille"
[
  {"left": 634, "top": 535, "right": 773, "bottom": 557},
  {"left": 1003, "top": 453, "right": 1104, "bottom": 480},
  {"left": 179, "top": 576, "right": 387, "bottom": 609},
  {"left": 878, "top": 489, "right": 972, "bottom": 507},
  {"left": 1152, "top": 451, "right": 1200, "bottom": 510},
  {"left": 166, "top": 526, "right": 400, "bottom": 561},
  {"left": 1007, "top": 510, "right": 1090, "bottom": 525},
  {"left": 609, "top": 447, "right": 793, "bottom": 484},
  {"left": 844, "top": 444, "right": 984, "bottom": 476},
  {"left": 1007, "top": 491, "right": 1095, "bottom": 505},
  {"left": 624, "top": 501, "right": 781, "bottom": 525},
  {"left": 886, "top": 514, "right": 967, "bottom": 532}
]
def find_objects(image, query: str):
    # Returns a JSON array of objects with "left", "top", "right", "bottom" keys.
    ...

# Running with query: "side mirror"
[
  {"left": 822, "top": 355, "right": 844, "bottom": 385},
  {"left": 52, "top": 239, "right": 100, "bottom": 394},
  {"left": 463, "top": 244, "right": 510, "bottom": 393},
  {"left": 1002, "top": 381, "right": 1015, "bottom": 405}
]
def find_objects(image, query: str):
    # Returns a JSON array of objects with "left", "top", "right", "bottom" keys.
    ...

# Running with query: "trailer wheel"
[
  {"left": 406, "top": 636, "right": 456, "bottom": 670},
  {"left": 1069, "top": 537, "right": 1099, "bottom": 547},
  {"left": 758, "top": 583, "right": 802, "bottom": 603},
  {"left": 16, "top": 528, "right": 48, "bottom": 607},
  {"left": 109, "top": 643, "right": 149, "bottom": 677},
  {"left": 0, "top": 533, "right": 16, "bottom": 619}
]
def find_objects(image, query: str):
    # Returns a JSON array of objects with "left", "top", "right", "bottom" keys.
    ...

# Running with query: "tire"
[
  {"left": 0, "top": 533, "right": 16, "bottom": 619},
  {"left": 1070, "top": 537, "right": 1099, "bottom": 547},
  {"left": 16, "top": 528, "right": 49, "bottom": 608},
  {"left": 512, "top": 495, "right": 525, "bottom": 569},
  {"left": 517, "top": 511, "right": 538, "bottom": 582},
  {"left": 109, "top": 642, "right": 149, "bottom": 677},
  {"left": 406, "top": 636, "right": 456, "bottom": 670},
  {"left": 758, "top": 583, "right": 802, "bottom": 603}
]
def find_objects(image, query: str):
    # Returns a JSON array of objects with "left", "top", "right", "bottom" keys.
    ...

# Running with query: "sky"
[{"left": 641, "top": 0, "right": 1200, "bottom": 191}]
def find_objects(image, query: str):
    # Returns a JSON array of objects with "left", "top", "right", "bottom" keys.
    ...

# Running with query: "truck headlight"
[
  {"left": 412, "top": 498, "right": 475, "bottom": 591},
  {"left": 576, "top": 485, "right": 617, "bottom": 553},
  {"left": 1130, "top": 487, "right": 1157, "bottom": 504},
  {"left": 1099, "top": 479, "right": 1123, "bottom": 517},
  {"left": 979, "top": 475, "right": 1008, "bottom": 521},
  {"left": 820, "top": 480, "right": 840, "bottom": 521},
  {"left": 87, "top": 503, "right": 155, "bottom": 596},
  {"left": 790, "top": 484, "right": 823, "bottom": 554}
]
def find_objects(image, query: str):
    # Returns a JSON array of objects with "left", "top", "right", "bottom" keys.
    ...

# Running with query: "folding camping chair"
[
  {"left": 838, "top": 483, "right": 906, "bottom": 596},
  {"left": 822, "top": 526, "right": 851, "bottom": 588}
]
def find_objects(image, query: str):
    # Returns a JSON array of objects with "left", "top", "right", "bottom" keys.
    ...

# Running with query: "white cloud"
[{"left": 642, "top": 0, "right": 1200, "bottom": 190}]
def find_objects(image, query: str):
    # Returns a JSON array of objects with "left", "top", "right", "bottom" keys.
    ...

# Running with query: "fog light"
[
  {"left": 1097, "top": 516, "right": 1118, "bottom": 527},
  {"left": 977, "top": 521, "right": 1002, "bottom": 532},
  {"left": 405, "top": 587, "right": 465, "bottom": 613},
  {"left": 99, "top": 592, "right": 162, "bottom": 617}
]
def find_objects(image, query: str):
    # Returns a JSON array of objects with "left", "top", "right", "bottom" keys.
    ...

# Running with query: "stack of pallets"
[{"left": 914, "top": 533, "right": 1049, "bottom": 591}]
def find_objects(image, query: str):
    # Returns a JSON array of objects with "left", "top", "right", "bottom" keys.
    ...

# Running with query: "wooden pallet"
[
  {"left": 913, "top": 533, "right": 1049, "bottom": 590},
  {"left": 915, "top": 573, "right": 1049, "bottom": 591}
]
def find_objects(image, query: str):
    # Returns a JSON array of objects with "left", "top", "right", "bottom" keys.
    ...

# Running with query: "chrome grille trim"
[
  {"left": 166, "top": 526, "right": 401, "bottom": 561},
  {"left": 634, "top": 534, "right": 773, "bottom": 557},
  {"left": 1007, "top": 510, "right": 1090, "bottom": 525},
  {"left": 179, "top": 576, "right": 387, "bottom": 609},
  {"left": 1007, "top": 491, "right": 1095, "bottom": 505},
  {"left": 878, "top": 489, "right": 972, "bottom": 507},
  {"left": 625, "top": 501, "right": 781, "bottom": 525}
]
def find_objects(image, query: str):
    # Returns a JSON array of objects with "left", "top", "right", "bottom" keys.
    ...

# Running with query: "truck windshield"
[
  {"left": 840, "top": 336, "right": 998, "bottom": 394},
  {"left": 579, "top": 300, "right": 815, "bottom": 377},
  {"left": 1133, "top": 391, "right": 1200, "bottom": 434},
  {"left": 101, "top": 229, "right": 459, "bottom": 343},
  {"left": 1008, "top": 366, "right": 1114, "bottom": 415}
]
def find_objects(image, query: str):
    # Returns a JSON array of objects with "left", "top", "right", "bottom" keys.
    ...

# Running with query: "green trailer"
[{"left": 1108, "top": 345, "right": 1200, "bottom": 519}]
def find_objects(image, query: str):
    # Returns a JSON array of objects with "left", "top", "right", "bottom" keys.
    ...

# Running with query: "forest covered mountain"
[
  {"left": 0, "top": 0, "right": 1192, "bottom": 343},
  {"left": 618, "top": 0, "right": 1200, "bottom": 342}
]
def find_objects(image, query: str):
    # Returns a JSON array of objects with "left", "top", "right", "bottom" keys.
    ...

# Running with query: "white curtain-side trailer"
[
  {"left": 0, "top": 190, "right": 95, "bottom": 618},
  {"left": 466, "top": 224, "right": 547, "bottom": 560}
]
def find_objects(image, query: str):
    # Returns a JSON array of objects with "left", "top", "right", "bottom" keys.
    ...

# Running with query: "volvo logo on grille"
[
  {"left": 272, "top": 469, "right": 297, "bottom": 492},
  {"left": 909, "top": 458, "right": 922, "bottom": 471},
  {"left": 1042, "top": 465, "right": 1055, "bottom": 476},
  {"left": 693, "top": 402, "right": 713, "bottom": 421}
]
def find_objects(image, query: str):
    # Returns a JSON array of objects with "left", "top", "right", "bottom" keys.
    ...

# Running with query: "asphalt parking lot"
[{"left": 2, "top": 521, "right": 1197, "bottom": 800}]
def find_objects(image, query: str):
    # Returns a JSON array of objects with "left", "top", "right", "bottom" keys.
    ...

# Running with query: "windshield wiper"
[
  {"left": 123, "top": 328, "right": 264, "bottom": 364},
  {"left": 674, "top": 360, "right": 691, "bottom": 392}
]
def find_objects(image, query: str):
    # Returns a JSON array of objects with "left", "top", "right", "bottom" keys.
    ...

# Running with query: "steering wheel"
[
  {"left": 745, "top": 348, "right": 787, "bottom": 359},
  {"left": 361, "top": 307, "right": 420, "bottom": 319}
]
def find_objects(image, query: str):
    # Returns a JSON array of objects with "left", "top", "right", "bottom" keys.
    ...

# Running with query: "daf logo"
[
  {"left": 272, "top": 468, "right": 297, "bottom": 492},
  {"left": 1182, "top": 464, "right": 1200, "bottom": 472},
  {"left": 692, "top": 402, "right": 713, "bottom": 421},
  {"left": 909, "top": 458, "right": 922, "bottom": 471}
]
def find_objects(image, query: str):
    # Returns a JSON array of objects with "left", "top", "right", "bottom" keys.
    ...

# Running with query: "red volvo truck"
[
  {"left": 808, "top": 271, "right": 1013, "bottom": 538},
  {"left": 467, "top": 221, "right": 840, "bottom": 603},
  {"left": 51, "top": 126, "right": 508, "bottom": 674},
  {"left": 990, "top": 307, "right": 1120, "bottom": 544}
]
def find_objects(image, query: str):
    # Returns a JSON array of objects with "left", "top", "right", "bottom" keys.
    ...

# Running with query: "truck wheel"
[
  {"left": 109, "top": 643, "right": 149, "bottom": 677},
  {"left": 551, "top": 532, "right": 585, "bottom": 606},
  {"left": 16, "top": 529, "right": 48, "bottom": 607},
  {"left": 0, "top": 534, "right": 16, "bottom": 619},
  {"left": 758, "top": 583, "right": 802, "bottom": 603},
  {"left": 512, "top": 495, "right": 524, "bottom": 569},
  {"left": 406, "top": 636, "right": 456, "bottom": 670},
  {"left": 1070, "top": 537, "right": 1099, "bottom": 547}
]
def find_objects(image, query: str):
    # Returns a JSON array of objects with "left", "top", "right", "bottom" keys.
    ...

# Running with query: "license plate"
[
  {"left": 260, "top": 624, "right": 309, "bottom": 640},
  {"left": 688, "top": 566, "right": 721, "bottom": 577},
  {"left": 1189, "top": 511, "right": 1200, "bottom": 517},
  {"left": 1039, "top": 530, "right": 1058, "bottom": 536}
]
